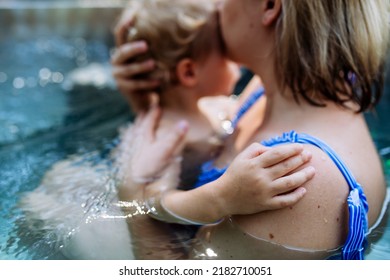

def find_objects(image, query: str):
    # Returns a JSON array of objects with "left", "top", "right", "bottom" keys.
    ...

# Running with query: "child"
[{"left": 115, "top": 0, "right": 242, "bottom": 190}]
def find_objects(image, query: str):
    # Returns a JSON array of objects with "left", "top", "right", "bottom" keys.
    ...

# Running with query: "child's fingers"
[
  {"left": 255, "top": 143, "right": 304, "bottom": 167},
  {"left": 269, "top": 187, "right": 307, "bottom": 209},
  {"left": 271, "top": 166, "right": 315, "bottom": 196},
  {"left": 239, "top": 143, "right": 270, "bottom": 160},
  {"left": 267, "top": 151, "right": 312, "bottom": 179}
]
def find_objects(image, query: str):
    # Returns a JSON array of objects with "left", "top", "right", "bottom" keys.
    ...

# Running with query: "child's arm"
[
  {"left": 145, "top": 143, "right": 314, "bottom": 225},
  {"left": 117, "top": 107, "right": 314, "bottom": 225}
]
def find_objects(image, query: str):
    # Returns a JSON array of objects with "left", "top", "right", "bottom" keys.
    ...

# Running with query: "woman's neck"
[
  {"left": 250, "top": 56, "right": 358, "bottom": 137},
  {"left": 259, "top": 84, "right": 359, "bottom": 139}
]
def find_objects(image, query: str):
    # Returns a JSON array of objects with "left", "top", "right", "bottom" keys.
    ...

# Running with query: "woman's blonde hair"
[
  {"left": 275, "top": 0, "right": 389, "bottom": 112},
  {"left": 121, "top": 0, "right": 220, "bottom": 92}
]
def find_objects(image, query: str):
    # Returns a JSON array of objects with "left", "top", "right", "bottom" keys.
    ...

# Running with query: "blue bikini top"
[{"left": 194, "top": 88, "right": 369, "bottom": 260}]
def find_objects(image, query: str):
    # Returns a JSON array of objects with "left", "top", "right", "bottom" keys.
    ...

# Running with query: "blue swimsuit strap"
[
  {"left": 262, "top": 131, "right": 369, "bottom": 260},
  {"left": 231, "top": 87, "right": 264, "bottom": 128},
  {"left": 194, "top": 87, "right": 264, "bottom": 188}
]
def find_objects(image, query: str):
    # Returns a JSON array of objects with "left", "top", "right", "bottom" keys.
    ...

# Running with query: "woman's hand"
[
  {"left": 119, "top": 106, "right": 188, "bottom": 184},
  {"left": 111, "top": 9, "right": 160, "bottom": 111},
  {"left": 214, "top": 142, "right": 315, "bottom": 217}
]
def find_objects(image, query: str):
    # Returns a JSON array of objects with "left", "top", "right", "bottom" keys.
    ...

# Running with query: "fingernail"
[
  {"left": 306, "top": 166, "right": 316, "bottom": 175},
  {"left": 302, "top": 150, "right": 312, "bottom": 160},
  {"left": 177, "top": 120, "right": 189, "bottom": 133},
  {"left": 144, "top": 59, "right": 156, "bottom": 69},
  {"left": 134, "top": 41, "right": 147, "bottom": 50}
]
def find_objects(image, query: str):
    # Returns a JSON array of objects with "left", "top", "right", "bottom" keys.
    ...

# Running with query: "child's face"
[
  {"left": 195, "top": 9, "right": 240, "bottom": 97},
  {"left": 196, "top": 51, "right": 240, "bottom": 97}
]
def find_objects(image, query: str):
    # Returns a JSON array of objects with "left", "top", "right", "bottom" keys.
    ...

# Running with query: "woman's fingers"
[
  {"left": 112, "top": 59, "right": 156, "bottom": 79},
  {"left": 140, "top": 106, "right": 162, "bottom": 140},
  {"left": 133, "top": 111, "right": 145, "bottom": 129},
  {"left": 256, "top": 143, "right": 304, "bottom": 167},
  {"left": 111, "top": 41, "right": 148, "bottom": 65},
  {"left": 160, "top": 120, "right": 189, "bottom": 158},
  {"left": 271, "top": 166, "right": 315, "bottom": 196},
  {"left": 110, "top": 40, "right": 159, "bottom": 111},
  {"left": 114, "top": 9, "right": 136, "bottom": 46},
  {"left": 132, "top": 107, "right": 159, "bottom": 140},
  {"left": 116, "top": 79, "right": 160, "bottom": 94}
]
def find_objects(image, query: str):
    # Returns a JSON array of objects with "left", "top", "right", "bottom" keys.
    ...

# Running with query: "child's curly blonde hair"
[{"left": 121, "top": 0, "right": 221, "bottom": 93}]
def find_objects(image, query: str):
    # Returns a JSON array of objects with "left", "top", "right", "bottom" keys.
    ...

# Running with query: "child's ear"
[
  {"left": 262, "top": 0, "right": 281, "bottom": 26},
  {"left": 176, "top": 58, "right": 198, "bottom": 87}
]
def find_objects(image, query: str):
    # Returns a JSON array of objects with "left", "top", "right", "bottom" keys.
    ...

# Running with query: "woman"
[
  {"left": 113, "top": 0, "right": 313, "bottom": 260},
  {"left": 113, "top": 0, "right": 389, "bottom": 259}
]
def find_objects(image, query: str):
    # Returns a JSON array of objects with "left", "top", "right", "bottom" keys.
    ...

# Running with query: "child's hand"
[{"left": 215, "top": 142, "right": 315, "bottom": 216}]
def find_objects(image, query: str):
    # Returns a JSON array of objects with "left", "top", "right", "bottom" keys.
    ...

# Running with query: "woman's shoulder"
[
  {"left": 235, "top": 127, "right": 386, "bottom": 251},
  {"left": 234, "top": 144, "right": 350, "bottom": 250}
]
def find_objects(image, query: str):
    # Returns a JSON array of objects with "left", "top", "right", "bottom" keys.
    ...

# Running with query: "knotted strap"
[{"left": 342, "top": 188, "right": 369, "bottom": 260}]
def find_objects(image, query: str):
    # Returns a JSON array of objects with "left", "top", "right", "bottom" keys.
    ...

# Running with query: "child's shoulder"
[{"left": 198, "top": 95, "right": 238, "bottom": 124}]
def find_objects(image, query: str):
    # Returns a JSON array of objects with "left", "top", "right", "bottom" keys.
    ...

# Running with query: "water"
[
  {"left": 364, "top": 69, "right": 390, "bottom": 259},
  {"left": 0, "top": 3, "right": 131, "bottom": 259},
  {"left": 0, "top": 2, "right": 389, "bottom": 260}
]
